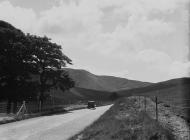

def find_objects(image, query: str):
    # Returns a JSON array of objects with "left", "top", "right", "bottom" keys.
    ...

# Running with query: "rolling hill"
[
  {"left": 51, "top": 87, "right": 112, "bottom": 104},
  {"left": 49, "top": 68, "right": 151, "bottom": 104},
  {"left": 118, "top": 77, "right": 190, "bottom": 99},
  {"left": 48, "top": 68, "right": 190, "bottom": 120},
  {"left": 64, "top": 68, "right": 151, "bottom": 91},
  {"left": 117, "top": 77, "right": 190, "bottom": 121}
]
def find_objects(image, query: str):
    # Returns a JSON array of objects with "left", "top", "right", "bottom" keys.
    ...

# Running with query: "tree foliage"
[
  {"left": 0, "top": 20, "right": 74, "bottom": 104},
  {"left": 0, "top": 20, "right": 37, "bottom": 101},
  {"left": 26, "top": 34, "right": 75, "bottom": 102}
]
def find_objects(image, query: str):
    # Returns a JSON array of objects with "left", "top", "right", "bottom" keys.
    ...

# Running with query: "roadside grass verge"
[
  {"left": 0, "top": 100, "right": 114, "bottom": 125},
  {"left": 0, "top": 104, "right": 87, "bottom": 125},
  {"left": 70, "top": 97, "right": 175, "bottom": 140}
]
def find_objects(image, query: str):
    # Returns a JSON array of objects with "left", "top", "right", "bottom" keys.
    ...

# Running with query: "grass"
[
  {"left": 70, "top": 97, "right": 175, "bottom": 140},
  {"left": 0, "top": 104, "right": 87, "bottom": 125},
  {"left": 118, "top": 77, "right": 190, "bottom": 122}
]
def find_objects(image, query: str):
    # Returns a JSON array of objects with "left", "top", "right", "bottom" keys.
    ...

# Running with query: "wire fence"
[
  {"left": 0, "top": 101, "right": 8, "bottom": 113},
  {"left": 136, "top": 96, "right": 190, "bottom": 140},
  {"left": 1, "top": 95, "right": 189, "bottom": 139},
  {"left": 0, "top": 98, "right": 80, "bottom": 115},
  {"left": 0, "top": 97, "right": 112, "bottom": 115}
]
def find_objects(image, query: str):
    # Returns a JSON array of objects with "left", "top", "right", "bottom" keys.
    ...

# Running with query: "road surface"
[{"left": 0, "top": 105, "right": 112, "bottom": 140}]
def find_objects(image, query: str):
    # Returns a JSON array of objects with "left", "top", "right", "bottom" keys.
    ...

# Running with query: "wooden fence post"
[
  {"left": 16, "top": 100, "right": 27, "bottom": 119},
  {"left": 144, "top": 96, "right": 146, "bottom": 111},
  {"left": 39, "top": 101, "right": 42, "bottom": 113},
  {"left": 155, "top": 96, "right": 158, "bottom": 121}
]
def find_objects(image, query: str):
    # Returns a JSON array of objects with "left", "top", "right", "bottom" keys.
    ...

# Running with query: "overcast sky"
[{"left": 0, "top": 0, "right": 189, "bottom": 82}]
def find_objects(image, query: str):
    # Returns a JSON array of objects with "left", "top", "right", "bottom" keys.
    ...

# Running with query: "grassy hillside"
[
  {"left": 118, "top": 77, "right": 190, "bottom": 102},
  {"left": 70, "top": 97, "right": 175, "bottom": 140},
  {"left": 50, "top": 87, "right": 113, "bottom": 105},
  {"left": 28, "top": 68, "right": 151, "bottom": 104},
  {"left": 64, "top": 68, "right": 151, "bottom": 91},
  {"left": 118, "top": 77, "right": 190, "bottom": 121}
]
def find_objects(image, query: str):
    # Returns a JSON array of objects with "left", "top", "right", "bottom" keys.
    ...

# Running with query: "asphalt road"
[{"left": 0, "top": 105, "right": 112, "bottom": 140}]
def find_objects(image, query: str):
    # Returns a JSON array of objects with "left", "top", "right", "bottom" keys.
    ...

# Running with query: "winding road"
[{"left": 0, "top": 105, "right": 112, "bottom": 140}]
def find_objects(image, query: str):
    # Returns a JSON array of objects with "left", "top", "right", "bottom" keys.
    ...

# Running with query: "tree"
[
  {"left": 110, "top": 92, "right": 119, "bottom": 101},
  {"left": 0, "top": 20, "right": 38, "bottom": 113},
  {"left": 26, "top": 34, "right": 74, "bottom": 111},
  {"left": 0, "top": 20, "right": 74, "bottom": 113}
]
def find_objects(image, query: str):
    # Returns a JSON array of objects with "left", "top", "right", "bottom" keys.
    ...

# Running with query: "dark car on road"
[{"left": 87, "top": 101, "right": 96, "bottom": 109}]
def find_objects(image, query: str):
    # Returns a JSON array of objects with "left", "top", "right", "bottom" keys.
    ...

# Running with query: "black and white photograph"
[{"left": 0, "top": 0, "right": 189, "bottom": 140}]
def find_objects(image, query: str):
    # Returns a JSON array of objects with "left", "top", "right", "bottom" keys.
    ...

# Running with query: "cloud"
[
  {"left": 0, "top": 1, "right": 37, "bottom": 33},
  {"left": 0, "top": 0, "right": 189, "bottom": 82},
  {"left": 113, "top": 50, "right": 189, "bottom": 82},
  {"left": 169, "top": 61, "right": 190, "bottom": 78},
  {"left": 37, "top": 0, "right": 103, "bottom": 36},
  {"left": 136, "top": 49, "right": 172, "bottom": 66}
]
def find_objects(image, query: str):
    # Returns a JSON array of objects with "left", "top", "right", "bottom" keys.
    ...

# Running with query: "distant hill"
[
  {"left": 64, "top": 68, "right": 151, "bottom": 92},
  {"left": 55, "top": 76, "right": 190, "bottom": 120},
  {"left": 51, "top": 87, "right": 112, "bottom": 104},
  {"left": 117, "top": 77, "right": 190, "bottom": 120},
  {"left": 118, "top": 77, "right": 190, "bottom": 99},
  {"left": 49, "top": 68, "right": 151, "bottom": 103}
]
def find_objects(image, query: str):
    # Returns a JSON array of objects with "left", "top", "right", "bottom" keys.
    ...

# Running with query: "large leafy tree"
[
  {"left": 26, "top": 35, "right": 74, "bottom": 110},
  {"left": 0, "top": 21, "right": 38, "bottom": 113},
  {"left": 0, "top": 20, "right": 74, "bottom": 112}
]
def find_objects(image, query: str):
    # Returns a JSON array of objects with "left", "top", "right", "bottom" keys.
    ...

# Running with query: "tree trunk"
[
  {"left": 13, "top": 101, "right": 17, "bottom": 114},
  {"left": 39, "top": 99, "right": 43, "bottom": 112},
  {"left": 7, "top": 99, "right": 11, "bottom": 114},
  {"left": 39, "top": 70, "right": 45, "bottom": 112},
  {"left": 38, "top": 92, "right": 44, "bottom": 112}
]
